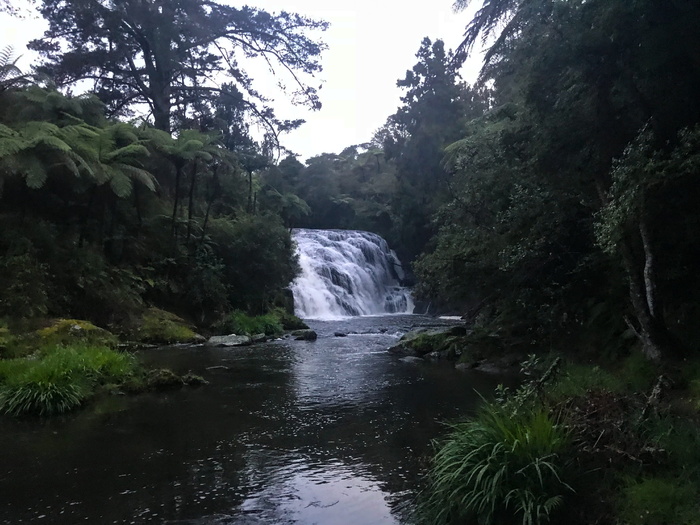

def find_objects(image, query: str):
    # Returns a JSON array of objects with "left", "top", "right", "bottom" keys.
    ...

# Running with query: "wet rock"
[
  {"left": 207, "top": 334, "right": 252, "bottom": 347},
  {"left": 146, "top": 368, "right": 183, "bottom": 389},
  {"left": 473, "top": 361, "right": 507, "bottom": 374},
  {"left": 182, "top": 372, "right": 208, "bottom": 386},
  {"left": 447, "top": 325, "right": 468, "bottom": 336},
  {"left": 251, "top": 333, "right": 268, "bottom": 343},
  {"left": 292, "top": 329, "right": 318, "bottom": 341},
  {"left": 334, "top": 332, "right": 348, "bottom": 337}
]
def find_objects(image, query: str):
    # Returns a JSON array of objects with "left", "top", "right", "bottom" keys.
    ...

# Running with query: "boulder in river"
[
  {"left": 207, "top": 334, "right": 252, "bottom": 346},
  {"left": 292, "top": 329, "right": 318, "bottom": 341},
  {"left": 251, "top": 333, "right": 268, "bottom": 343},
  {"left": 334, "top": 332, "right": 348, "bottom": 337}
]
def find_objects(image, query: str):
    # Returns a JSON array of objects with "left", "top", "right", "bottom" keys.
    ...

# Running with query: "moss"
[
  {"left": 36, "top": 319, "right": 118, "bottom": 348},
  {"left": 136, "top": 308, "right": 201, "bottom": 344},
  {"left": 145, "top": 368, "right": 183, "bottom": 389}
]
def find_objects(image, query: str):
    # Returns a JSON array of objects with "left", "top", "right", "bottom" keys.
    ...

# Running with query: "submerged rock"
[
  {"left": 207, "top": 334, "right": 252, "bottom": 347},
  {"left": 334, "top": 332, "right": 348, "bottom": 337},
  {"left": 292, "top": 329, "right": 318, "bottom": 341}
]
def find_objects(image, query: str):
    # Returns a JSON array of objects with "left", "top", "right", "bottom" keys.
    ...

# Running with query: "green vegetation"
[
  {"left": 0, "top": 344, "right": 137, "bottom": 416},
  {"left": 421, "top": 404, "right": 571, "bottom": 525},
  {"left": 619, "top": 478, "right": 699, "bottom": 525},
  {"left": 217, "top": 308, "right": 307, "bottom": 336}
]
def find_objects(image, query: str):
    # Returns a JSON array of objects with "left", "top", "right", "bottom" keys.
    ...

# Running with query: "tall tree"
[{"left": 30, "top": 0, "right": 327, "bottom": 134}]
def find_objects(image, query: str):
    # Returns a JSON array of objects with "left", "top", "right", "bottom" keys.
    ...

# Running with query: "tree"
[
  {"left": 379, "top": 37, "right": 486, "bottom": 262},
  {"left": 30, "top": 0, "right": 328, "bottom": 134}
]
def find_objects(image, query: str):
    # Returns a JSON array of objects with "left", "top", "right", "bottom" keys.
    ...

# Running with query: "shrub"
[
  {"left": 269, "top": 307, "right": 308, "bottom": 330},
  {"left": 221, "top": 310, "right": 283, "bottom": 336},
  {"left": 420, "top": 403, "right": 572, "bottom": 525}
]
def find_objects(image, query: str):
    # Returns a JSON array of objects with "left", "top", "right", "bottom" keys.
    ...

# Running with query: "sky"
[{"left": 0, "top": 0, "right": 483, "bottom": 161}]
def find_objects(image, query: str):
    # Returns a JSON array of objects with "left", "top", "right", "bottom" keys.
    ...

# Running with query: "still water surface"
[{"left": 0, "top": 315, "right": 504, "bottom": 524}]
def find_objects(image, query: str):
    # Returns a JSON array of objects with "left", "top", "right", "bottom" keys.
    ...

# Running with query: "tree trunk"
[
  {"left": 171, "top": 164, "right": 182, "bottom": 241},
  {"left": 186, "top": 160, "right": 198, "bottom": 244},
  {"left": 620, "top": 220, "right": 676, "bottom": 361},
  {"left": 152, "top": 83, "right": 171, "bottom": 132},
  {"left": 247, "top": 170, "right": 253, "bottom": 213},
  {"left": 199, "top": 165, "right": 218, "bottom": 247}
]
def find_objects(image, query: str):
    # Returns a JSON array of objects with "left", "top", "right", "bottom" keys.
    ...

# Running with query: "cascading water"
[{"left": 291, "top": 229, "right": 415, "bottom": 319}]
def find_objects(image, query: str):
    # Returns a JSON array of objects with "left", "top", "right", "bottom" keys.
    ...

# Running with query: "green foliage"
[
  {"left": 0, "top": 243, "right": 49, "bottom": 319},
  {"left": 269, "top": 307, "right": 308, "bottom": 331},
  {"left": 221, "top": 310, "right": 283, "bottom": 336},
  {"left": 208, "top": 214, "right": 298, "bottom": 312},
  {"left": 0, "top": 344, "right": 137, "bottom": 416},
  {"left": 420, "top": 403, "right": 572, "bottom": 525},
  {"left": 30, "top": 0, "right": 327, "bottom": 132},
  {"left": 618, "top": 477, "right": 699, "bottom": 525}
]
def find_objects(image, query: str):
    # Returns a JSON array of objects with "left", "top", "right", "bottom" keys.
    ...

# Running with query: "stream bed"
[{"left": 0, "top": 315, "right": 505, "bottom": 524}]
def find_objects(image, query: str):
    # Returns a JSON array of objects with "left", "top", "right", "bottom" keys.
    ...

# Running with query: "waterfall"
[{"left": 291, "top": 229, "right": 415, "bottom": 319}]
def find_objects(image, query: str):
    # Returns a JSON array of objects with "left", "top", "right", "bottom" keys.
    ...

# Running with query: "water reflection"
[{"left": 0, "top": 315, "right": 506, "bottom": 524}]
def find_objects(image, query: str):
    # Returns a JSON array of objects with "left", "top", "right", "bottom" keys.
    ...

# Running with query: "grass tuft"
[
  {"left": 420, "top": 402, "right": 572, "bottom": 525},
  {"left": 0, "top": 344, "right": 138, "bottom": 416}
]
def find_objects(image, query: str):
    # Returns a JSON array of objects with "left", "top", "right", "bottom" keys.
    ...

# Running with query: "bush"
[
  {"left": 221, "top": 310, "right": 283, "bottom": 336},
  {"left": 270, "top": 307, "right": 308, "bottom": 330},
  {"left": 0, "top": 344, "right": 138, "bottom": 416},
  {"left": 420, "top": 403, "right": 572, "bottom": 525}
]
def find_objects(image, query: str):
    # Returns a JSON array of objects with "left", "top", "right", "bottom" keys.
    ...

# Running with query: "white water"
[{"left": 291, "top": 229, "right": 415, "bottom": 319}]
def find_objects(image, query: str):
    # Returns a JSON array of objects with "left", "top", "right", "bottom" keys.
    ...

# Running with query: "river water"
[{"left": 0, "top": 315, "right": 504, "bottom": 524}]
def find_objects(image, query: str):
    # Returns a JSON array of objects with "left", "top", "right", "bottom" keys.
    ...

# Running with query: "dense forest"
[{"left": 2, "top": 0, "right": 700, "bottom": 523}]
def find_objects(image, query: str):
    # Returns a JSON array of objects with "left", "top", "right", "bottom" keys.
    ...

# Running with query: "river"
[{"left": 0, "top": 315, "right": 504, "bottom": 524}]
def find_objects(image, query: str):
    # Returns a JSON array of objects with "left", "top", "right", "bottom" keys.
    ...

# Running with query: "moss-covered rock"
[
  {"left": 135, "top": 308, "right": 203, "bottom": 344},
  {"left": 36, "top": 319, "right": 119, "bottom": 348},
  {"left": 145, "top": 368, "right": 183, "bottom": 389}
]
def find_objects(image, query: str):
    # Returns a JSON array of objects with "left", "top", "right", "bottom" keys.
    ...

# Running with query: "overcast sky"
[{"left": 0, "top": 0, "right": 482, "bottom": 160}]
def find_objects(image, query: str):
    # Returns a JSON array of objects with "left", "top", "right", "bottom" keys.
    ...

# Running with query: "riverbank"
[
  {"left": 0, "top": 308, "right": 310, "bottom": 417},
  {"left": 412, "top": 333, "right": 700, "bottom": 525}
]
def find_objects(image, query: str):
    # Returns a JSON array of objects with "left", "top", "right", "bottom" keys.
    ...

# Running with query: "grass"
[
  {"left": 0, "top": 344, "right": 138, "bottom": 416},
  {"left": 547, "top": 363, "right": 623, "bottom": 401},
  {"left": 420, "top": 402, "right": 572, "bottom": 525},
  {"left": 618, "top": 477, "right": 700, "bottom": 525}
]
